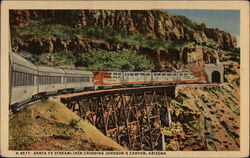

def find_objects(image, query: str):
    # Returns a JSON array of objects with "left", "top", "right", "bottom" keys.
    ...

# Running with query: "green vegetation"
[
  {"left": 235, "top": 78, "right": 240, "bottom": 86},
  {"left": 223, "top": 49, "right": 240, "bottom": 63},
  {"left": 70, "top": 119, "right": 80, "bottom": 128},
  {"left": 11, "top": 18, "right": 190, "bottom": 50},
  {"left": 224, "top": 68, "right": 236, "bottom": 75},
  {"left": 200, "top": 95, "right": 209, "bottom": 103},
  {"left": 228, "top": 49, "right": 240, "bottom": 63},
  {"left": 18, "top": 50, "right": 49, "bottom": 65},
  {"left": 176, "top": 92, "right": 189, "bottom": 104},
  {"left": 18, "top": 49, "right": 154, "bottom": 71},
  {"left": 53, "top": 51, "right": 77, "bottom": 65},
  {"left": 10, "top": 19, "right": 75, "bottom": 38},
  {"left": 75, "top": 49, "right": 154, "bottom": 71},
  {"left": 19, "top": 50, "right": 77, "bottom": 66},
  {"left": 176, "top": 15, "right": 198, "bottom": 30}
]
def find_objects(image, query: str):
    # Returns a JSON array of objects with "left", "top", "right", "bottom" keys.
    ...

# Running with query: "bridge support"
[{"left": 60, "top": 86, "right": 175, "bottom": 150}]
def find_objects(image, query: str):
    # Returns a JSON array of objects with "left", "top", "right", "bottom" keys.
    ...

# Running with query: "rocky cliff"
[
  {"left": 10, "top": 10, "right": 237, "bottom": 49},
  {"left": 164, "top": 83, "right": 240, "bottom": 151},
  {"left": 10, "top": 10, "right": 238, "bottom": 72}
]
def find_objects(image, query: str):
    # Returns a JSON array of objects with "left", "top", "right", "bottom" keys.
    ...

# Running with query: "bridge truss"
[{"left": 60, "top": 86, "right": 175, "bottom": 150}]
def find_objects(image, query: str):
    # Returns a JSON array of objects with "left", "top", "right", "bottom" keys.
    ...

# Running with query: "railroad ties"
[{"left": 60, "top": 86, "right": 176, "bottom": 150}]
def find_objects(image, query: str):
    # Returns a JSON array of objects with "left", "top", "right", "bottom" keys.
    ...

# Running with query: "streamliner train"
[{"left": 9, "top": 52, "right": 207, "bottom": 112}]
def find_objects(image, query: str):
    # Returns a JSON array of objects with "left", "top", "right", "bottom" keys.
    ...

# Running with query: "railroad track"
[{"left": 10, "top": 83, "right": 222, "bottom": 115}]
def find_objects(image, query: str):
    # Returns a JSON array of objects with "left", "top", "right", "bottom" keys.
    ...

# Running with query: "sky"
[{"left": 167, "top": 10, "right": 240, "bottom": 46}]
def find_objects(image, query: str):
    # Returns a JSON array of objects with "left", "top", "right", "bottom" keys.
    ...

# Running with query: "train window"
[
  {"left": 179, "top": 74, "right": 183, "bottom": 76},
  {"left": 118, "top": 73, "right": 121, "bottom": 75},
  {"left": 130, "top": 73, "right": 134, "bottom": 76},
  {"left": 108, "top": 73, "right": 112, "bottom": 75},
  {"left": 157, "top": 73, "right": 161, "bottom": 76},
  {"left": 146, "top": 73, "right": 150, "bottom": 76},
  {"left": 13, "top": 71, "right": 35, "bottom": 87},
  {"left": 153, "top": 73, "right": 156, "bottom": 76},
  {"left": 13, "top": 72, "right": 17, "bottom": 86},
  {"left": 83, "top": 77, "right": 89, "bottom": 82},
  {"left": 66, "top": 77, "right": 80, "bottom": 83},
  {"left": 114, "top": 73, "right": 117, "bottom": 75},
  {"left": 162, "top": 74, "right": 166, "bottom": 76},
  {"left": 135, "top": 73, "right": 139, "bottom": 76}
]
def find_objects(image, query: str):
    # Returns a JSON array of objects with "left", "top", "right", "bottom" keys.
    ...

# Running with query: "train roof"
[
  {"left": 10, "top": 53, "right": 38, "bottom": 75},
  {"left": 37, "top": 66, "right": 65, "bottom": 76},
  {"left": 64, "top": 69, "right": 93, "bottom": 76}
]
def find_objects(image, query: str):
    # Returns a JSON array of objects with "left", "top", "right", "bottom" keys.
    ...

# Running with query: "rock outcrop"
[
  {"left": 10, "top": 10, "right": 237, "bottom": 49},
  {"left": 165, "top": 83, "right": 240, "bottom": 151}
]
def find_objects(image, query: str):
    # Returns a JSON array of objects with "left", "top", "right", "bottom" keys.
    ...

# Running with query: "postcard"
[{"left": 1, "top": 1, "right": 249, "bottom": 157}]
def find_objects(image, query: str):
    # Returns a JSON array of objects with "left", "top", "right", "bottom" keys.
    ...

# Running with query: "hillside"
[
  {"left": 9, "top": 99, "right": 126, "bottom": 151},
  {"left": 164, "top": 83, "right": 240, "bottom": 151},
  {"left": 10, "top": 10, "right": 238, "bottom": 72}
]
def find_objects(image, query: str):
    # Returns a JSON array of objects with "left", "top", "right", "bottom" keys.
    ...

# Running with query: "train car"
[
  {"left": 9, "top": 52, "right": 208, "bottom": 114},
  {"left": 176, "top": 72, "right": 196, "bottom": 84},
  {"left": 37, "top": 66, "right": 66, "bottom": 96},
  {"left": 93, "top": 71, "right": 153, "bottom": 88},
  {"left": 64, "top": 69, "right": 94, "bottom": 92},
  {"left": 152, "top": 72, "right": 178, "bottom": 85},
  {"left": 93, "top": 71, "right": 123, "bottom": 89},
  {"left": 9, "top": 53, "right": 39, "bottom": 109},
  {"left": 182, "top": 72, "right": 207, "bottom": 84},
  {"left": 123, "top": 72, "right": 152, "bottom": 86}
]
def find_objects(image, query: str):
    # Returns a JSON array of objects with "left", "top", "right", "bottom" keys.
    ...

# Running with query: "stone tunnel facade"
[{"left": 204, "top": 64, "right": 224, "bottom": 83}]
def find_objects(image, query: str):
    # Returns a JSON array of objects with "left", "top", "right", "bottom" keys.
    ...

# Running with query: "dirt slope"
[{"left": 9, "top": 99, "right": 126, "bottom": 151}]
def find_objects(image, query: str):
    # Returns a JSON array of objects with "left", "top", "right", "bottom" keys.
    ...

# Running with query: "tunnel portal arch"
[
  {"left": 204, "top": 64, "right": 224, "bottom": 83},
  {"left": 212, "top": 71, "right": 221, "bottom": 83}
]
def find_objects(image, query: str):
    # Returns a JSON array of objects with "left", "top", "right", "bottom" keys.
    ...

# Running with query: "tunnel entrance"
[{"left": 212, "top": 71, "right": 221, "bottom": 83}]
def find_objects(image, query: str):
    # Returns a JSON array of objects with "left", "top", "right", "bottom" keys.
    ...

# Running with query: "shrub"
[
  {"left": 53, "top": 51, "right": 77, "bottom": 65},
  {"left": 12, "top": 19, "right": 75, "bottom": 38},
  {"left": 176, "top": 15, "right": 198, "bottom": 30},
  {"left": 18, "top": 51, "right": 49, "bottom": 65},
  {"left": 70, "top": 119, "right": 79, "bottom": 128},
  {"left": 236, "top": 78, "right": 240, "bottom": 86},
  {"left": 224, "top": 68, "right": 236, "bottom": 75},
  {"left": 11, "top": 18, "right": 190, "bottom": 51},
  {"left": 75, "top": 49, "right": 154, "bottom": 71}
]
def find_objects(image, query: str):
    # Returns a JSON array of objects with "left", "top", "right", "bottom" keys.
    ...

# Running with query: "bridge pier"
[{"left": 60, "top": 86, "right": 175, "bottom": 150}]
